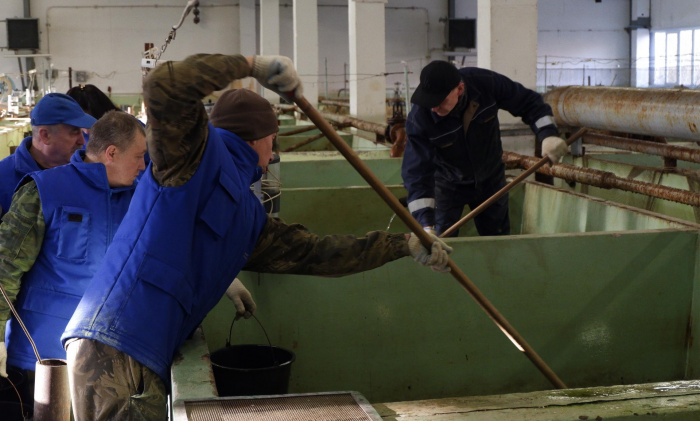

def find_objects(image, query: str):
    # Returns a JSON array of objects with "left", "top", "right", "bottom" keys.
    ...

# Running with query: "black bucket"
[
  {"left": 210, "top": 315, "right": 296, "bottom": 397},
  {"left": 0, "top": 367, "right": 28, "bottom": 403}
]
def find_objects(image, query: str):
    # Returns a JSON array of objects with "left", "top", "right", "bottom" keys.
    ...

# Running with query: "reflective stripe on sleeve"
[
  {"left": 534, "top": 115, "right": 556, "bottom": 129},
  {"left": 408, "top": 198, "right": 436, "bottom": 213}
]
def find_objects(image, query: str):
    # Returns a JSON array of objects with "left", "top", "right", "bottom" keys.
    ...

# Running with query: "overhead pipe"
[
  {"left": 544, "top": 86, "right": 700, "bottom": 141},
  {"left": 583, "top": 132, "right": 700, "bottom": 164},
  {"left": 503, "top": 151, "right": 700, "bottom": 207}
]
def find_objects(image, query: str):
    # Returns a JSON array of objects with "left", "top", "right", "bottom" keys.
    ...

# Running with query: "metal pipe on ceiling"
[
  {"left": 503, "top": 151, "right": 700, "bottom": 207},
  {"left": 544, "top": 86, "right": 700, "bottom": 141}
]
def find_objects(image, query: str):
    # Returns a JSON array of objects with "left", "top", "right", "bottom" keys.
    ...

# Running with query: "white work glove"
[
  {"left": 423, "top": 226, "right": 437, "bottom": 236},
  {"left": 251, "top": 55, "right": 304, "bottom": 102},
  {"left": 408, "top": 233, "right": 453, "bottom": 273},
  {"left": 225, "top": 278, "right": 257, "bottom": 320},
  {"left": 0, "top": 342, "right": 7, "bottom": 378},
  {"left": 541, "top": 136, "right": 568, "bottom": 164}
]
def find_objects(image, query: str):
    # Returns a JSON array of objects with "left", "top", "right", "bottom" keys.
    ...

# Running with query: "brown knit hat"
[{"left": 209, "top": 89, "right": 278, "bottom": 141}]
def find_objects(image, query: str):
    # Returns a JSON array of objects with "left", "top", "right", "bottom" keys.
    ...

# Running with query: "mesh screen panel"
[{"left": 185, "top": 393, "right": 376, "bottom": 421}]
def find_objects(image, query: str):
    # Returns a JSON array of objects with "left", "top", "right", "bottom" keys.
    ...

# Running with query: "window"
[
  {"left": 653, "top": 32, "right": 666, "bottom": 85},
  {"left": 652, "top": 28, "right": 700, "bottom": 87},
  {"left": 680, "top": 30, "right": 693, "bottom": 85}
]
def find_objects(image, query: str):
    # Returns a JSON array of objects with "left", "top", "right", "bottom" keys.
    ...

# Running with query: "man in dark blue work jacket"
[
  {"left": 0, "top": 94, "right": 96, "bottom": 218},
  {"left": 402, "top": 61, "right": 568, "bottom": 237}
]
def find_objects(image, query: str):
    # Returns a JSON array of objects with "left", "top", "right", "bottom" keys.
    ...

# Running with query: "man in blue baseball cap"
[
  {"left": 0, "top": 93, "right": 96, "bottom": 217},
  {"left": 402, "top": 61, "right": 568, "bottom": 237}
]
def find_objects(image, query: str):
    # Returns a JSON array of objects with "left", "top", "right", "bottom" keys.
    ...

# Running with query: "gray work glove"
[
  {"left": 423, "top": 226, "right": 437, "bottom": 236},
  {"left": 251, "top": 55, "right": 304, "bottom": 102},
  {"left": 408, "top": 233, "right": 453, "bottom": 273},
  {"left": 225, "top": 278, "right": 257, "bottom": 320},
  {"left": 541, "top": 136, "right": 568, "bottom": 164},
  {"left": 0, "top": 342, "right": 6, "bottom": 378}
]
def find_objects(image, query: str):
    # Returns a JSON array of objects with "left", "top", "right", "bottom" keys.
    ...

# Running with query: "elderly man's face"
[
  {"left": 247, "top": 133, "right": 276, "bottom": 172},
  {"left": 41, "top": 123, "right": 86, "bottom": 166}
]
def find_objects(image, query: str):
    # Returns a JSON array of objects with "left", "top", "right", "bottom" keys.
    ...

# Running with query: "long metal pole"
[
  {"left": 441, "top": 129, "right": 588, "bottom": 238},
  {"left": 281, "top": 132, "right": 326, "bottom": 152},
  {"left": 583, "top": 132, "right": 700, "bottom": 164},
  {"left": 324, "top": 57, "right": 329, "bottom": 100},
  {"left": 279, "top": 125, "right": 318, "bottom": 137},
  {"left": 404, "top": 62, "right": 411, "bottom": 113},
  {"left": 292, "top": 94, "right": 567, "bottom": 390},
  {"left": 504, "top": 151, "right": 700, "bottom": 207}
]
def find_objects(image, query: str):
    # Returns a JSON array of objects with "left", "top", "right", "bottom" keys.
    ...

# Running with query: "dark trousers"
[{"left": 435, "top": 175, "right": 511, "bottom": 237}]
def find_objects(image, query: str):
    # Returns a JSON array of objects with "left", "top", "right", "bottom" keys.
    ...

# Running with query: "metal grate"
[{"left": 184, "top": 392, "right": 379, "bottom": 421}]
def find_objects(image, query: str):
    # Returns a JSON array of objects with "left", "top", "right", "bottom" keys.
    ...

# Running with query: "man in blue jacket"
[
  {"left": 0, "top": 112, "right": 145, "bottom": 385},
  {"left": 62, "top": 54, "right": 451, "bottom": 420},
  {"left": 0, "top": 93, "right": 96, "bottom": 217},
  {"left": 402, "top": 61, "right": 568, "bottom": 237}
]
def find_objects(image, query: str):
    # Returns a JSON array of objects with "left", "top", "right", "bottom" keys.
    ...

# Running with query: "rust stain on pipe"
[
  {"left": 320, "top": 111, "right": 388, "bottom": 135},
  {"left": 544, "top": 86, "right": 700, "bottom": 141},
  {"left": 503, "top": 151, "right": 700, "bottom": 207},
  {"left": 583, "top": 132, "right": 700, "bottom": 164}
]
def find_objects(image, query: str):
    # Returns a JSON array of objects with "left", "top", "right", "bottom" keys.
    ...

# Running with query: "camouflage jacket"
[
  {"left": 0, "top": 181, "right": 44, "bottom": 338},
  {"left": 143, "top": 56, "right": 410, "bottom": 270}
]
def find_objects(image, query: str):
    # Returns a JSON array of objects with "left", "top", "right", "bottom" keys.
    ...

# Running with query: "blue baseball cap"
[{"left": 30, "top": 93, "right": 97, "bottom": 128}]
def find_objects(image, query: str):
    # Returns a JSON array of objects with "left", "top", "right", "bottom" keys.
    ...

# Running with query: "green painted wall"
[
  {"left": 278, "top": 132, "right": 354, "bottom": 152},
  {"left": 203, "top": 229, "right": 698, "bottom": 403},
  {"left": 281, "top": 157, "right": 403, "bottom": 189},
  {"left": 201, "top": 181, "right": 700, "bottom": 403}
]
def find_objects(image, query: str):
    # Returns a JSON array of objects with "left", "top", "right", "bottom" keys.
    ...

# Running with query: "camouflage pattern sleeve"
[
  {"left": 243, "top": 216, "right": 410, "bottom": 277},
  {"left": 0, "top": 180, "right": 45, "bottom": 339},
  {"left": 142, "top": 54, "right": 251, "bottom": 187}
]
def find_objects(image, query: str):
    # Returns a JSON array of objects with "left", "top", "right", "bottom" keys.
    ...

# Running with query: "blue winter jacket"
[
  {"left": 5, "top": 151, "right": 136, "bottom": 370},
  {"left": 0, "top": 137, "right": 42, "bottom": 218},
  {"left": 401, "top": 67, "right": 559, "bottom": 227},
  {"left": 62, "top": 126, "right": 267, "bottom": 385}
]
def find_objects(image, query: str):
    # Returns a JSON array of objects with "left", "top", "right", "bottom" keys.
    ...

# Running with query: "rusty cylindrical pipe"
[
  {"left": 544, "top": 86, "right": 700, "bottom": 141},
  {"left": 440, "top": 128, "right": 588, "bottom": 238},
  {"left": 320, "top": 111, "right": 388, "bottom": 136},
  {"left": 292, "top": 94, "right": 568, "bottom": 390},
  {"left": 504, "top": 151, "right": 700, "bottom": 207},
  {"left": 34, "top": 359, "right": 71, "bottom": 421},
  {"left": 583, "top": 132, "right": 700, "bottom": 164}
]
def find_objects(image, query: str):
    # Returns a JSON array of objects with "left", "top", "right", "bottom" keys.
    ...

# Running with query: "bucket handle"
[{"left": 227, "top": 314, "right": 279, "bottom": 367}]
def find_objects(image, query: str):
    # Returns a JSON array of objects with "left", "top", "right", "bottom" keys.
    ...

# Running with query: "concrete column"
[
  {"left": 260, "top": 0, "right": 280, "bottom": 102},
  {"left": 349, "top": 0, "right": 387, "bottom": 124},
  {"left": 293, "top": 0, "right": 319, "bottom": 108},
  {"left": 237, "top": 0, "right": 256, "bottom": 92},
  {"left": 630, "top": 0, "right": 651, "bottom": 87},
  {"left": 477, "top": 0, "right": 538, "bottom": 123},
  {"left": 239, "top": 0, "right": 256, "bottom": 56}
]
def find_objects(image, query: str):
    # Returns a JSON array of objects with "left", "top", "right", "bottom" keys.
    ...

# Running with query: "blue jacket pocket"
[
  {"left": 200, "top": 171, "right": 240, "bottom": 239},
  {"left": 23, "top": 287, "right": 83, "bottom": 320},
  {"left": 57, "top": 206, "right": 91, "bottom": 261}
]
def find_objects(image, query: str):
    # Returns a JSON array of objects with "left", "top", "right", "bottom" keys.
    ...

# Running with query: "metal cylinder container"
[
  {"left": 544, "top": 86, "right": 700, "bottom": 141},
  {"left": 34, "top": 359, "right": 71, "bottom": 421}
]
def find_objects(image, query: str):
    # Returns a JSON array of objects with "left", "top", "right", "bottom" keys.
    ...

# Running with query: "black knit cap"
[
  {"left": 210, "top": 89, "right": 278, "bottom": 141},
  {"left": 411, "top": 61, "right": 462, "bottom": 109}
]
